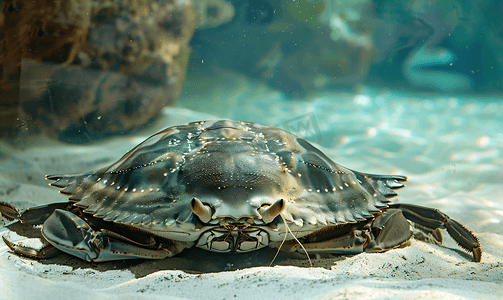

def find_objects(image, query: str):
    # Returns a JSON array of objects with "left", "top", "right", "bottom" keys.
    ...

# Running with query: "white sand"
[{"left": 1, "top": 86, "right": 502, "bottom": 299}]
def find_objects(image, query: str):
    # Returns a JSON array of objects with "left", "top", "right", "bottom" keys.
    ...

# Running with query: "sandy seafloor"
[{"left": 1, "top": 72, "right": 502, "bottom": 299}]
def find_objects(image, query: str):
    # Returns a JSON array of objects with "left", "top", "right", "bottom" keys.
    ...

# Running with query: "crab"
[{"left": 0, "top": 120, "right": 481, "bottom": 262}]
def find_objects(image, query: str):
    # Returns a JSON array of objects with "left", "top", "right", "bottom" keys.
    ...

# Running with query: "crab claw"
[
  {"left": 0, "top": 201, "right": 20, "bottom": 221},
  {"left": 258, "top": 199, "right": 286, "bottom": 223},
  {"left": 190, "top": 198, "right": 214, "bottom": 223}
]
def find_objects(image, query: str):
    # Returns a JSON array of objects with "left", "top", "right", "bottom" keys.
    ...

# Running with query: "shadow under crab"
[
  {"left": 2, "top": 220, "right": 340, "bottom": 275},
  {"left": 0, "top": 120, "right": 481, "bottom": 263}
]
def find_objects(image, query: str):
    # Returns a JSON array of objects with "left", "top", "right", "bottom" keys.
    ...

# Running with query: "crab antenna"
[
  {"left": 258, "top": 199, "right": 286, "bottom": 223},
  {"left": 269, "top": 213, "right": 313, "bottom": 267},
  {"left": 190, "top": 198, "right": 213, "bottom": 223}
]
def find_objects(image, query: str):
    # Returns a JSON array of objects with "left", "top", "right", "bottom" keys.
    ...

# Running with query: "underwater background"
[{"left": 0, "top": 0, "right": 502, "bottom": 299}]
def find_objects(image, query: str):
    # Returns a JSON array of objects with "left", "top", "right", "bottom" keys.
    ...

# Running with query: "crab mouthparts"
[
  {"left": 191, "top": 199, "right": 286, "bottom": 253},
  {"left": 196, "top": 221, "right": 270, "bottom": 253}
]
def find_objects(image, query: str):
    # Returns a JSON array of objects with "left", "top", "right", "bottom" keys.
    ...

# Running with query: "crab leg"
[
  {"left": 276, "top": 209, "right": 413, "bottom": 255},
  {"left": 279, "top": 229, "right": 369, "bottom": 254},
  {"left": 1, "top": 202, "right": 67, "bottom": 258},
  {"left": 41, "top": 209, "right": 184, "bottom": 262},
  {"left": 1, "top": 202, "right": 184, "bottom": 261},
  {"left": 365, "top": 209, "right": 413, "bottom": 252},
  {"left": 0, "top": 202, "right": 19, "bottom": 221},
  {"left": 389, "top": 203, "right": 481, "bottom": 262},
  {"left": 2, "top": 235, "right": 61, "bottom": 259},
  {"left": 0, "top": 201, "right": 72, "bottom": 225}
]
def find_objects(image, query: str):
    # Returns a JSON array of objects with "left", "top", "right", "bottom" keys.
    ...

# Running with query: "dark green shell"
[{"left": 46, "top": 120, "right": 406, "bottom": 232}]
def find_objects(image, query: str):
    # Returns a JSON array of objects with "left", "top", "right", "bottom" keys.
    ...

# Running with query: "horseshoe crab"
[{"left": 0, "top": 120, "right": 481, "bottom": 262}]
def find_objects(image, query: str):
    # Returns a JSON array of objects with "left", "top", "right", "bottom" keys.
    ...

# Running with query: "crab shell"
[{"left": 47, "top": 120, "right": 405, "bottom": 250}]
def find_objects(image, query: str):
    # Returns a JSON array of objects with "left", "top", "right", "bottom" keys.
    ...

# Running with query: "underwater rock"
[
  {"left": 273, "top": 32, "right": 373, "bottom": 94},
  {"left": 369, "top": 0, "right": 474, "bottom": 91},
  {"left": 475, "top": 1, "right": 503, "bottom": 92},
  {"left": 277, "top": 0, "right": 375, "bottom": 92},
  {"left": 190, "top": 0, "right": 374, "bottom": 95},
  {"left": 1, "top": 0, "right": 196, "bottom": 142},
  {"left": 0, "top": 0, "right": 90, "bottom": 137},
  {"left": 402, "top": 46, "right": 472, "bottom": 92},
  {"left": 402, "top": 0, "right": 472, "bottom": 91}
]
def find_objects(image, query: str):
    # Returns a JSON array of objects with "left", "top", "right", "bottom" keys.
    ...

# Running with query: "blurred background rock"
[
  {"left": 0, "top": 0, "right": 195, "bottom": 142},
  {"left": 190, "top": 0, "right": 503, "bottom": 96},
  {"left": 1, "top": 0, "right": 502, "bottom": 142}
]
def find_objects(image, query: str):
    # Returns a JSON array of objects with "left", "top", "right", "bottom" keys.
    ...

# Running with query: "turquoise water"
[
  {"left": 1, "top": 69, "right": 502, "bottom": 300},
  {"left": 1, "top": 1, "right": 503, "bottom": 298},
  {"left": 4, "top": 69, "right": 500, "bottom": 234},
  {"left": 175, "top": 73, "right": 503, "bottom": 238}
]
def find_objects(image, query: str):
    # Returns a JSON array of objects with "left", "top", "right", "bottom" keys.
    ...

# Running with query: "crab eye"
[
  {"left": 190, "top": 198, "right": 214, "bottom": 223},
  {"left": 257, "top": 199, "right": 285, "bottom": 223}
]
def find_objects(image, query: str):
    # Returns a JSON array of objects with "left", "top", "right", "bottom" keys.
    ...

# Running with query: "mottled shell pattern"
[{"left": 48, "top": 120, "right": 405, "bottom": 242}]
